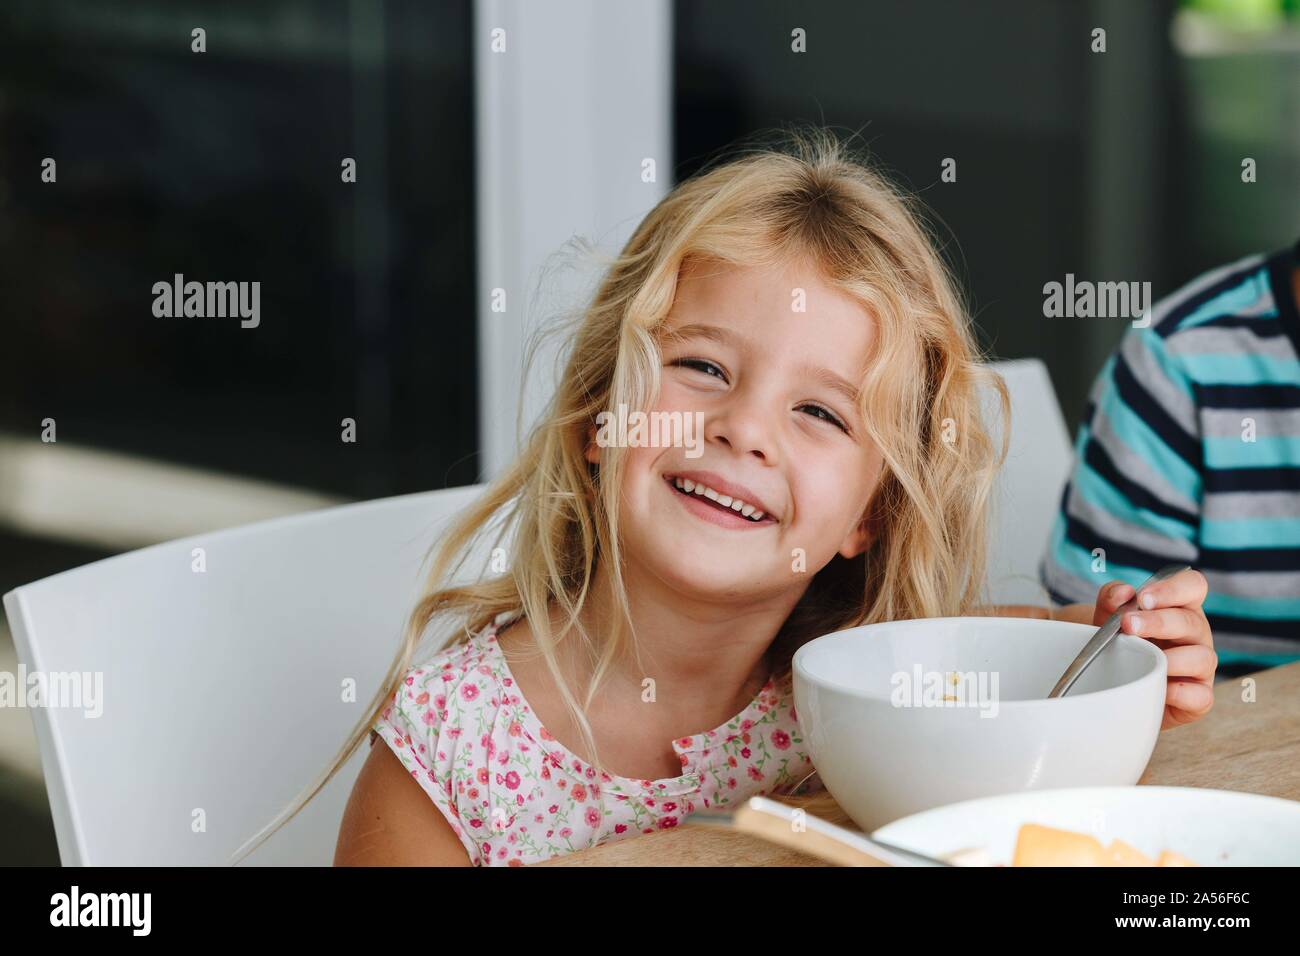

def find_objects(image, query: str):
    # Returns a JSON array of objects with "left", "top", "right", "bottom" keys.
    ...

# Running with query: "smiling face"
[{"left": 588, "top": 256, "right": 886, "bottom": 603}]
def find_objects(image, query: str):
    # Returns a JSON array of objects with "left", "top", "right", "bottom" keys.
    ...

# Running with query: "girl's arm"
[{"left": 335, "top": 738, "right": 474, "bottom": 867}]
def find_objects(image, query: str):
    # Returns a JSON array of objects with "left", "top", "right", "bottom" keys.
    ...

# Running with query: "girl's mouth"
[{"left": 663, "top": 475, "right": 777, "bottom": 530}]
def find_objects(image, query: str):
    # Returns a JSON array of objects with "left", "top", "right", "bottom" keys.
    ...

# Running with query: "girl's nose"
[{"left": 704, "top": 398, "right": 777, "bottom": 464}]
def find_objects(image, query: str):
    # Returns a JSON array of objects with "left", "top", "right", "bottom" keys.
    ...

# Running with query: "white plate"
[{"left": 871, "top": 786, "right": 1300, "bottom": 866}]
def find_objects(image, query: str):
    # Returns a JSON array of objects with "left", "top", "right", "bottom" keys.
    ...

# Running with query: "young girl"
[{"left": 263, "top": 127, "right": 1217, "bottom": 867}]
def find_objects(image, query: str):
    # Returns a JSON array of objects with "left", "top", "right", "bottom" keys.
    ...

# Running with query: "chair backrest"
[
  {"left": 983, "top": 358, "right": 1075, "bottom": 605},
  {"left": 3, "top": 484, "right": 490, "bottom": 865},
  {"left": 3, "top": 360, "right": 1072, "bottom": 865}
]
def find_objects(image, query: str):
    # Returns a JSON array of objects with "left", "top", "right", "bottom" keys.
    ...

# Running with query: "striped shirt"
[{"left": 1041, "top": 237, "right": 1300, "bottom": 670}]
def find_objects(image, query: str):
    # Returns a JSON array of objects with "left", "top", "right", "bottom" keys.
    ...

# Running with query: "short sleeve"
[
  {"left": 371, "top": 663, "right": 484, "bottom": 865},
  {"left": 1041, "top": 325, "right": 1202, "bottom": 606}
]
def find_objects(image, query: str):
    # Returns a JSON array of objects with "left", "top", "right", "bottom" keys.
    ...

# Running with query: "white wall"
[{"left": 474, "top": 0, "right": 673, "bottom": 478}]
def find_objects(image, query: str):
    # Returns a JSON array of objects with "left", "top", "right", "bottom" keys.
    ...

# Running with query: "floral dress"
[{"left": 370, "top": 618, "right": 822, "bottom": 866}]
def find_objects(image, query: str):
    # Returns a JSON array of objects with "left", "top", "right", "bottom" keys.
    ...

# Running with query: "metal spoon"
[{"left": 1047, "top": 564, "right": 1190, "bottom": 698}]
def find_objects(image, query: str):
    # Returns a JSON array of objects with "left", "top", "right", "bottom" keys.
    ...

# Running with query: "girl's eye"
[
  {"left": 798, "top": 403, "right": 849, "bottom": 433},
  {"left": 671, "top": 357, "right": 727, "bottom": 381}
]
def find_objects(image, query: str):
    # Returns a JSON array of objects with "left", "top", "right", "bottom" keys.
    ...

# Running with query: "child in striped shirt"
[{"left": 1043, "top": 237, "right": 1300, "bottom": 676}]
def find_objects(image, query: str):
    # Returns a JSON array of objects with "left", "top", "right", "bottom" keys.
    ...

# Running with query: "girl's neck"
[{"left": 569, "top": 555, "right": 805, "bottom": 716}]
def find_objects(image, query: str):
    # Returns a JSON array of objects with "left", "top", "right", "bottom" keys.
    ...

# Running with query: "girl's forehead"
[{"left": 664, "top": 260, "right": 876, "bottom": 356}]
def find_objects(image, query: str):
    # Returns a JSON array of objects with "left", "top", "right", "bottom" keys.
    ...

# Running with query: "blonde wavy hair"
[{"left": 234, "top": 125, "right": 1008, "bottom": 860}]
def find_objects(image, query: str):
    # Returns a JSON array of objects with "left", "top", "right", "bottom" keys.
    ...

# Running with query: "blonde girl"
[{"left": 240, "top": 125, "right": 1215, "bottom": 867}]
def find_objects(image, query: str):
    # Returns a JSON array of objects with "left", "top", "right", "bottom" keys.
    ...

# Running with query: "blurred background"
[{"left": 1, "top": 0, "right": 1296, "bottom": 864}]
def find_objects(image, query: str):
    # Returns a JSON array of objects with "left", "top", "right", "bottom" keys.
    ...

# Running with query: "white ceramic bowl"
[
  {"left": 792, "top": 616, "right": 1166, "bottom": 832},
  {"left": 872, "top": 786, "right": 1300, "bottom": 866}
]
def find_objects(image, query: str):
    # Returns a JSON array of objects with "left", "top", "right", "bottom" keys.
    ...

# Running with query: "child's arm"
[
  {"left": 335, "top": 737, "right": 474, "bottom": 867},
  {"left": 980, "top": 570, "right": 1217, "bottom": 731}
]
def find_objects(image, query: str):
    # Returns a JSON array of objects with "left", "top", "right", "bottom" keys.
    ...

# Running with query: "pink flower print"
[
  {"left": 747, "top": 766, "right": 763, "bottom": 781},
  {"left": 447, "top": 726, "right": 460, "bottom": 738},
  {"left": 742, "top": 732, "right": 752, "bottom": 744},
  {"left": 771, "top": 729, "right": 791, "bottom": 751},
  {"left": 477, "top": 767, "right": 489, "bottom": 785},
  {"left": 508, "top": 858, "right": 524, "bottom": 867},
  {"left": 422, "top": 709, "right": 436, "bottom": 726},
  {"left": 585, "top": 766, "right": 596, "bottom": 779},
  {"left": 504, "top": 770, "right": 521, "bottom": 790},
  {"left": 741, "top": 747, "right": 752, "bottom": 759},
  {"left": 571, "top": 784, "right": 587, "bottom": 802},
  {"left": 570, "top": 759, "right": 583, "bottom": 774},
  {"left": 546, "top": 830, "right": 554, "bottom": 838},
  {"left": 740, "top": 718, "right": 753, "bottom": 732},
  {"left": 663, "top": 801, "right": 677, "bottom": 812},
  {"left": 392, "top": 734, "right": 406, "bottom": 749},
  {"left": 658, "top": 816, "right": 679, "bottom": 829},
  {"left": 405, "top": 676, "right": 414, "bottom": 686},
  {"left": 548, "top": 804, "right": 559, "bottom": 814},
  {"left": 415, "top": 691, "right": 430, "bottom": 706},
  {"left": 435, "top": 694, "right": 446, "bottom": 710},
  {"left": 728, "top": 777, "right": 737, "bottom": 789},
  {"left": 497, "top": 846, "right": 508, "bottom": 860},
  {"left": 584, "top": 806, "right": 601, "bottom": 828},
  {"left": 478, "top": 664, "right": 493, "bottom": 676},
  {"left": 503, "top": 676, "right": 513, "bottom": 687},
  {"left": 534, "top": 814, "right": 544, "bottom": 823},
  {"left": 614, "top": 823, "right": 627, "bottom": 834},
  {"left": 516, "top": 793, "right": 525, "bottom": 806},
  {"left": 461, "top": 683, "right": 479, "bottom": 703},
  {"left": 645, "top": 797, "right": 655, "bottom": 807},
  {"left": 559, "top": 827, "right": 572, "bottom": 839},
  {"left": 728, "top": 756, "right": 738, "bottom": 768},
  {"left": 541, "top": 764, "right": 551, "bottom": 781},
  {"left": 508, "top": 721, "right": 522, "bottom": 738},
  {"left": 677, "top": 737, "right": 692, "bottom": 748},
  {"left": 469, "top": 818, "right": 483, "bottom": 829},
  {"left": 468, "top": 787, "right": 479, "bottom": 800}
]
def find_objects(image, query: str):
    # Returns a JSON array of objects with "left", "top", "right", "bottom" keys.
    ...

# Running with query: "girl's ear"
[
  {"left": 838, "top": 504, "right": 882, "bottom": 560},
  {"left": 584, "top": 423, "right": 600, "bottom": 465}
]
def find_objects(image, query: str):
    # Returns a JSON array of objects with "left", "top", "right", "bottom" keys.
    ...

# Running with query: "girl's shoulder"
[{"left": 370, "top": 620, "right": 522, "bottom": 864}]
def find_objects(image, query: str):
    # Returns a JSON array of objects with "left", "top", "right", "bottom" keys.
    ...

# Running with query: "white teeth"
[{"left": 669, "top": 476, "right": 767, "bottom": 522}]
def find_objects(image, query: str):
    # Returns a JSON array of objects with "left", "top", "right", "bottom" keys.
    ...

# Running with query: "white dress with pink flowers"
[{"left": 370, "top": 619, "right": 821, "bottom": 866}]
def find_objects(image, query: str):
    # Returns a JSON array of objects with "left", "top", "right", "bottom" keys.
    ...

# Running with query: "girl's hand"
[{"left": 1092, "top": 569, "right": 1216, "bottom": 730}]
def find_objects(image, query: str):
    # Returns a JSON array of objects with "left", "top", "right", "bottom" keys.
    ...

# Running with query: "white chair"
[
  {"left": 983, "top": 358, "right": 1075, "bottom": 606},
  {"left": 3, "top": 359, "right": 1072, "bottom": 865},
  {"left": 3, "top": 484, "right": 489, "bottom": 865}
]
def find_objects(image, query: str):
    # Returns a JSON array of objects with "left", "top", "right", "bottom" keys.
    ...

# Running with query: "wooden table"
[{"left": 537, "top": 662, "right": 1300, "bottom": 866}]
